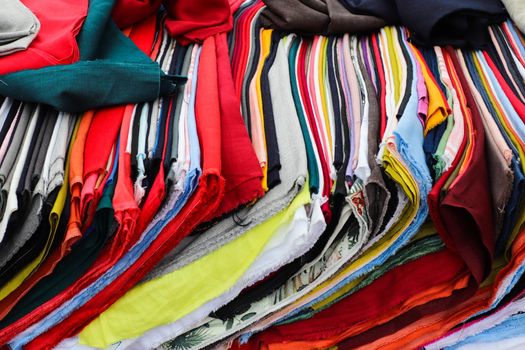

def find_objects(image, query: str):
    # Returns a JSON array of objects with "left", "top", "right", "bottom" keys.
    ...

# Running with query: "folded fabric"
[
  {"left": 0, "top": 0, "right": 86, "bottom": 74},
  {"left": 0, "top": 0, "right": 185, "bottom": 113},
  {"left": 9, "top": 35, "right": 225, "bottom": 350},
  {"left": 340, "top": 0, "right": 507, "bottom": 46},
  {"left": 260, "top": 0, "right": 385, "bottom": 35},
  {"left": 0, "top": 0, "right": 40, "bottom": 56}
]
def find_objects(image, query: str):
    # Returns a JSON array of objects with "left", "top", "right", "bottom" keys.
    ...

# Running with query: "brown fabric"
[
  {"left": 260, "top": 0, "right": 385, "bottom": 35},
  {"left": 358, "top": 43, "right": 390, "bottom": 237}
]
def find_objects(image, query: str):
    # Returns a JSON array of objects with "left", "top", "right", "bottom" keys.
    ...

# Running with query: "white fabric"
[
  {"left": 0, "top": 105, "right": 39, "bottom": 241},
  {"left": 501, "top": 0, "right": 525, "bottom": 34}
]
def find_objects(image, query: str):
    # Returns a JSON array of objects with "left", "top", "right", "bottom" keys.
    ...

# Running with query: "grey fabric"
[
  {"left": 24, "top": 111, "right": 53, "bottom": 194},
  {"left": 358, "top": 46, "right": 390, "bottom": 238},
  {"left": 485, "top": 116, "right": 514, "bottom": 236},
  {"left": 460, "top": 50, "right": 514, "bottom": 236},
  {"left": 31, "top": 110, "right": 58, "bottom": 191},
  {"left": 0, "top": 195, "right": 43, "bottom": 270},
  {"left": 501, "top": 0, "right": 525, "bottom": 34},
  {"left": 0, "top": 108, "right": 51, "bottom": 267},
  {"left": 0, "top": 104, "right": 32, "bottom": 221},
  {"left": 241, "top": 12, "right": 262, "bottom": 129},
  {"left": 0, "top": 105, "right": 39, "bottom": 242},
  {"left": 47, "top": 112, "right": 74, "bottom": 195},
  {"left": 144, "top": 38, "right": 308, "bottom": 281},
  {"left": 0, "top": 0, "right": 40, "bottom": 56}
]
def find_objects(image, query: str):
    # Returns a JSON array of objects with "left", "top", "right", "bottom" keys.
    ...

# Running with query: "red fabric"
[
  {"left": 229, "top": 0, "right": 246, "bottom": 13},
  {"left": 112, "top": 0, "right": 163, "bottom": 29},
  {"left": 214, "top": 32, "right": 263, "bottom": 217},
  {"left": 427, "top": 50, "right": 469, "bottom": 265},
  {"left": 428, "top": 48, "right": 494, "bottom": 284},
  {"left": 336, "top": 277, "right": 478, "bottom": 349},
  {"left": 112, "top": 0, "right": 233, "bottom": 45},
  {"left": 439, "top": 48, "right": 494, "bottom": 284},
  {"left": 339, "top": 225, "right": 525, "bottom": 350},
  {"left": 371, "top": 34, "right": 387, "bottom": 139},
  {"left": 243, "top": 249, "right": 467, "bottom": 348},
  {"left": 164, "top": 0, "right": 233, "bottom": 45},
  {"left": 0, "top": 0, "right": 87, "bottom": 74},
  {"left": 231, "top": 1, "right": 264, "bottom": 103},
  {"left": 134, "top": 104, "right": 172, "bottom": 234},
  {"left": 24, "top": 35, "right": 226, "bottom": 350}
]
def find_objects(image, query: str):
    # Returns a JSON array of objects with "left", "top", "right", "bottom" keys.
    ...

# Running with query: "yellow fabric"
[
  {"left": 0, "top": 118, "right": 80, "bottom": 300},
  {"left": 413, "top": 48, "right": 450, "bottom": 135},
  {"left": 256, "top": 29, "right": 273, "bottom": 192},
  {"left": 385, "top": 27, "right": 401, "bottom": 104},
  {"left": 79, "top": 184, "right": 311, "bottom": 348},
  {"left": 319, "top": 36, "right": 333, "bottom": 154}
]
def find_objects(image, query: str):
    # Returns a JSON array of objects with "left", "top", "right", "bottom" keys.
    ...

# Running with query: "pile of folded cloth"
[{"left": 0, "top": 0, "right": 525, "bottom": 349}]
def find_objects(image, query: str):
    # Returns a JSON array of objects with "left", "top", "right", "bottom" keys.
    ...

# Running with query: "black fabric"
[
  {"left": 0, "top": 187, "right": 61, "bottom": 287},
  {"left": 340, "top": 0, "right": 507, "bottom": 47},
  {"left": 131, "top": 103, "right": 144, "bottom": 184},
  {"left": 327, "top": 36, "right": 344, "bottom": 171},
  {"left": 30, "top": 109, "right": 57, "bottom": 191},
  {"left": 488, "top": 27, "right": 525, "bottom": 98},
  {"left": 241, "top": 17, "right": 263, "bottom": 136},
  {"left": 261, "top": 0, "right": 385, "bottom": 35},
  {"left": 260, "top": 32, "right": 282, "bottom": 190},
  {"left": 1, "top": 180, "right": 116, "bottom": 327},
  {"left": 0, "top": 101, "right": 20, "bottom": 148},
  {"left": 14, "top": 112, "right": 46, "bottom": 226},
  {"left": 395, "top": 27, "right": 413, "bottom": 120}
]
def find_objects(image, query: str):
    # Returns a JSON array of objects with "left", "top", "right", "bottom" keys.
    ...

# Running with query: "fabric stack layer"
[{"left": 0, "top": 0, "right": 524, "bottom": 350}]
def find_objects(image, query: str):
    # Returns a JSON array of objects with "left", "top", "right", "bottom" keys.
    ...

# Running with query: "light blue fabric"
[
  {"left": 507, "top": 20, "right": 525, "bottom": 60},
  {"left": 9, "top": 47, "right": 203, "bottom": 350},
  {"left": 447, "top": 309, "right": 525, "bottom": 349}
]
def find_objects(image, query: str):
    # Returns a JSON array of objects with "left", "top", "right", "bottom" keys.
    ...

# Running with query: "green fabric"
[
  {"left": 1, "top": 178, "right": 117, "bottom": 326},
  {"left": 0, "top": 0, "right": 176, "bottom": 113},
  {"left": 289, "top": 37, "right": 320, "bottom": 193},
  {"left": 434, "top": 115, "right": 454, "bottom": 178}
]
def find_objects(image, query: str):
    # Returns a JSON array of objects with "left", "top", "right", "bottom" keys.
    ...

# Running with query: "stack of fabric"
[{"left": 0, "top": 0, "right": 525, "bottom": 349}]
